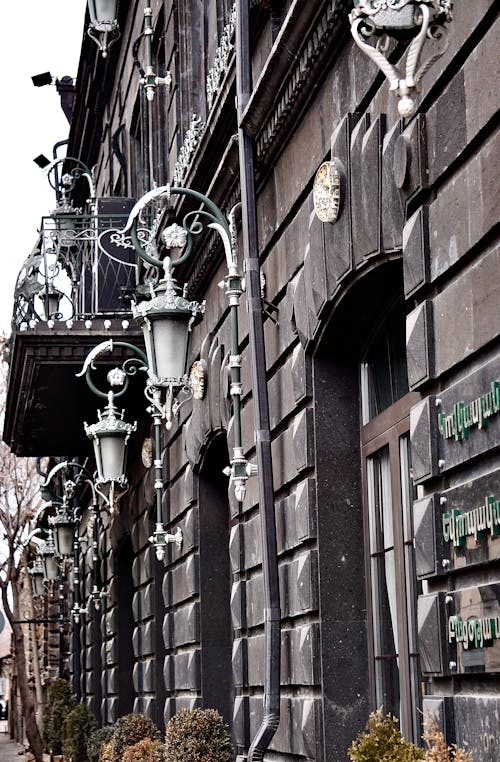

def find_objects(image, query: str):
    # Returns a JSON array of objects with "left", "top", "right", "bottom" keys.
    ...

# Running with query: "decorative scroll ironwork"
[
  {"left": 11, "top": 211, "right": 147, "bottom": 329},
  {"left": 206, "top": 3, "right": 237, "bottom": 112},
  {"left": 172, "top": 115, "right": 206, "bottom": 187}
]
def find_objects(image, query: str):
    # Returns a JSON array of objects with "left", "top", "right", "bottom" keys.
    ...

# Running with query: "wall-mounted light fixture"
[
  {"left": 78, "top": 339, "right": 183, "bottom": 560},
  {"left": 138, "top": 3, "right": 171, "bottom": 100},
  {"left": 349, "top": 0, "right": 453, "bottom": 117},
  {"left": 88, "top": 0, "right": 120, "bottom": 58}
]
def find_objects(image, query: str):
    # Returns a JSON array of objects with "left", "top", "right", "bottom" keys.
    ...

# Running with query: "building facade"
[{"left": 3, "top": 1, "right": 500, "bottom": 760}]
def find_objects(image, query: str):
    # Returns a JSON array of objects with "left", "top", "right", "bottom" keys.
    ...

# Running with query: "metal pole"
[{"left": 236, "top": 2, "right": 281, "bottom": 758}]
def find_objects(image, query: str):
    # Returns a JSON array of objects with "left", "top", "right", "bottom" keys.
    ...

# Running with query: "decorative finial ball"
[{"left": 398, "top": 96, "right": 415, "bottom": 118}]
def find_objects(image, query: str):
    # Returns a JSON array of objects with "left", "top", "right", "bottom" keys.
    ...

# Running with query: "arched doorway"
[
  {"left": 314, "top": 261, "right": 421, "bottom": 753},
  {"left": 198, "top": 434, "right": 233, "bottom": 728}
]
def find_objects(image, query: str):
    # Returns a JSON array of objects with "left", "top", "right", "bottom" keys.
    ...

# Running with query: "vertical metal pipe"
[
  {"left": 72, "top": 522, "right": 82, "bottom": 701},
  {"left": 236, "top": 2, "right": 281, "bottom": 758}
]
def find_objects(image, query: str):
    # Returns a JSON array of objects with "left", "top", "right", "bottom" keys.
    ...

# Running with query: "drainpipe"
[{"left": 236, "top": 2, "right": 281, "bottom": 759}]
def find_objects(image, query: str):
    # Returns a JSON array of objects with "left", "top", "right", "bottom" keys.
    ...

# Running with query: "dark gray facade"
[{"left": 4, "top": 1, "right": 500, "bottom": 760}]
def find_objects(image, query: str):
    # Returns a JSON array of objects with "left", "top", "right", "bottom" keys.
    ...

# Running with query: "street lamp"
[
  {"left": 39, "top": 531, "right": 59, "bottom": 582},
  {"left": 87, "top": 0, "right": 120, "bottom": 58},
  {"left": 49, "top": 493, "right": 78, "bottom": 558},
  {"left": 29, "top": 559, "right": 46, "bottom": 597},
  {"left": 349, "top": 0, "right": 453, "bottom": 117},
  {"left": 85, "top": 391, "right": 136, "bottom": 491}
]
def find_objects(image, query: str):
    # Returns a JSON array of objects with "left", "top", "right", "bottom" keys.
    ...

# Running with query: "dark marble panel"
[
  {"left": 414, "top": 495, "right": 442, "bottom": 578},
  {"left": 436, "top": 355, "right": 500, "bottom": 473},
  {"left": 453, "top": 696, "right": 500, "bottom": 762},
  {"left": 406, "top": 300, "right": 434, "bottom": 390},
  {"left": 403, "top": 206, "right": 430, "bottom": 298}
]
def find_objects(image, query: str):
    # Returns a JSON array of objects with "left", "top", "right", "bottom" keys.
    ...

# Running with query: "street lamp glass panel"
[
  {"left": 146, "top": 314, "right": 191, "bottom": 380},
  {"left": 53, "top": 524, "right": 74, "bottom": 557},
  {"left": 41, "top": 289, "right": 61, "bottom": 320},
  {"left": 96, "top": 434, "right": 127, "bottom": 482},
  {"left": 42, "top": 554, "right": 59, "bottom": 581},
  {"left": 32, "top": 572, "right": 45, "bottom": 597},
  {"left": 88, "top": 0, "right": 118, "bottom": 25}
]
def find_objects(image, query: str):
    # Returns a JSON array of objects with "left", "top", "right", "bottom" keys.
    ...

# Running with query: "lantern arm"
[
  {"left": 350, "top": 17, "right": 401, "bottom": 91},
  {"left": 45, "top": 156, "right": 95, "bottom": 199},
  {"left": 77, "top": 339, "right": 148, "bottom": 399}
]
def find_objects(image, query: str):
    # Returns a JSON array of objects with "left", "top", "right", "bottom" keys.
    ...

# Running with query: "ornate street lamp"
[
  {"left": 39, "top": 530, "right": 60, "bottom": 582},
  {"left": 40, "top": 282, "right": 63, "bottom": 320},
  {"left": 49, "top": 492, "right": 78, "bottom": 558},
  {"left": 29, "top": 558, "right": 46, "bottom": 597},
  {"left": 84, "top": 391, "right": 136, "bottom": 492},
  {"left": 349, "top": 0, "right": 453, "bottom": 117},
  {"left": 88, "top": 0, "right": 120, "bottom": 58}
]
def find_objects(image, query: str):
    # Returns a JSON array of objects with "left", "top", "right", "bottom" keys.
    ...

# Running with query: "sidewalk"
[{"left": 0, "top": 734, "right": 23, "bottom": 762}]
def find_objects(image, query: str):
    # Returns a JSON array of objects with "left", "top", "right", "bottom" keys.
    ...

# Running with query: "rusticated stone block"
[
  {"left": 406, "top": 300, "right": 434, "bottom": 390},
  {"left": 242, "top": 514, "right": 262, "bottom": 571},
  {"left": 247, "top": 633, "right": 265, "bottom": 687},
  {"left": 357, "top": 115, "right": 386, "bottom": 264},
  {"left": 396, "top": 113, "right": 428, "bottom": 202},
  {"left": 325, "top": 114, "right": 359, "bottom": 295},
  {"left": 232, "top": 637, "right": 246, "bottom": 688},
  {"left": 381, "top": 120, "right": 404, "bottom": 253},
  {"left": 410, "top": 397, "right": 439, "bottom": 484},
  {"left": 281, "top": 551, "right": 319, "bottom": 618},
  {"left": 414, "top": 495, "right": 440, "bottom": 579},
  {"left": 173, "top": 602, "right": 199, "bottom": 647},
  {"left": 276, "top": 478, "right": 317, "bottom": 555},
  {"left": 229, "top": 524, "right": 243, "bottom": 573},
  {"left": 245, "top": 574, "right": 265, "bottom": 629},
  {"left": 350, "top": 114, "right": 371, "bottom": 264},
  {"left": 162, "top": 612, "right": 173, "bottom": 649},
  {"left": 173, "top": 649, "right": 200, "bottom": 690},
  {"left": 305, "top": 201, "right": 328, "bottom": 318},
  {"left": 291, "top": 343, "right": 312, "bottom": 406},
  {"left": 403, "top": 206, "right": 430, "bottom": 298},
  {"left": 132, "top": 545, "right": 155, "bottom": 587},
  {"left": 293, "top": 269, "right": 312, "bottom": 348},
  {"left": 171, "top": 554, "right": 198, "bottom": 605},
  {"left": 418, "top": 593, "right": 446, "bottom": 675},
  {"left": 233, "top": 695, "right": 250, "bottom": 748},
  {"left": 231, "top": 580, "right": 246, "bottom": 631}
]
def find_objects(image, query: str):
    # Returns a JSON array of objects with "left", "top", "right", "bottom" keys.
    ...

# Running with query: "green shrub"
[
  {"left": 348, "top": 709, "right": 425, "bottom": 762},
  {"left": 109, "top": 713, "right": 159, "bottom": 762},
  {"left": 42, "top": 679, "right": 77, "bottom": 755},
  {"left": 164, "top": 708, "right": 233, "bottom": 762},
  {"left": 122, "top": 739, "right": 166, "bottom": 762},
  {"left": 62, "top": 704, "right": 97, "bottom": 762},
  {"left": 87, "top": 726, "right": 114, "bottom": 762}
]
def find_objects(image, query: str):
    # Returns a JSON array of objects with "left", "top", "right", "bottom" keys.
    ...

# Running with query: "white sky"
[{"left": 0, "top": 1, "right": 88, "bottom": 333}]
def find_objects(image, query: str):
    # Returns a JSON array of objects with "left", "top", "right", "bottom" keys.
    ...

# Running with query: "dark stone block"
[
  {"left": 171, "top": 554, "right": 198, "bottom": 604},
  {"left": 247, "top": 633, "right": 265, "bottom": 687},
  {"left": 418, "top": 593, "right": 446, "bottom": 675},
  {"left": 350, "top": 115, "right": 371, "bottom": 266},
  {"left": 293, "top": 270, "right": 312, "bottom": 347},
  {"left": 427, "top": 72, "right": 467, "bottom": 185},
  {"left": 397, "top": 113, "right": 428, "bottom": 202},
  {"left": 356, "top": 115, "right": 386, "bottom": 265},
  {"left": 381, "top": 120, "right": 404, "bottom": 253},
  {"left": 162, "top": 612, "right": 173, "bottom": 649},
  {"left": 173, "top": 602, "right": 199, "bottom": 647},
  {"left": 232, "top": 637, "right": 246, "bottom": 688},
  {"left": 403, "top": 206, "right": 430, "bottom": 298},
  {"left": 231, "top": 580, "right": 246, "bottom": 630},
  {"left": 414, "top": 495, "right": 440, "bottom": 578},
  {"left": 324, "top": 114, "right": 359, "bottom": 295},
  {"left": 174, "top": 649, "right": 200, "bottom": 690},
  {"left": 292, "top": 408, "right": 315, "bottom": 476},
  {"left": 406, "top": 300, "right": 434, "bottom": 390},
  {"left": 233, "top": 695, "right": 250, "bottom": 748},
  {"left": 291, "top": 344, "right": 313, "bottom": 406},
  {"left": 243, "top": 515, "right": 261, "bottom": 570},
  {"left": 410, "top": 397, "right": 439, "bottom": 484},
  {"left": 306, "top": 197, "right": 328, "bottom": 318}
]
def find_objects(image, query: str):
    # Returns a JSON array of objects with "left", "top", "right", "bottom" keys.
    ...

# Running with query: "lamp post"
[
  {"left": 349, "top": 0, "right": 453, "bottom": 117},
  {"left": 78, "top": 339, "right": 183, "bottom": 560},
  {"left": 87, "top": 0, "right": 120, "bottom": 58}
]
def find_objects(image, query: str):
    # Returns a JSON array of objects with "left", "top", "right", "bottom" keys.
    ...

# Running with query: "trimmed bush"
[
  {"left": 423, "top": 717, "right": 472, "bottom": 762},
  {"left": 348, "top": 709, "right": 425, "bottom": 762},
  {"left": 62, "top": 703, "right": 97, "bottom": 762},
  {"left": 42, "top": 679, "right": 77, "bottom": 755},
  {"left": 87, "top": 727, "right": 114, "bottom": 762},
  {"left": 122, "top": 739, "right": 166, "bottom": 762},
  {"left": 109, "top": 713, "right": 159, "bottom": 762},
  {"left": 164, "top": 708, "right": 233, "bottom": 762}
]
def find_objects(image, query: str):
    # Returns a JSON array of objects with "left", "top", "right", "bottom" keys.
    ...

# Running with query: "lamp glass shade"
[
  {"left": 144, "top": 312, "right": 192, "bottom": 381},
  {"left": 88, "top": 0, "right": 118, "bottom": 26},
  {"left": 42, "top": 553, "right": 59, "bottom": 581},
  {"left": 41, "top": 289, "right": 61, "bottom": 320},
  {"left": 31, "top": 572, "right": 45, "bottom": 597},
  {"left": 95, "top": 432, "right": 127, "bottom": 482},
  {"left": 53, "top": 523, "right": 75, "bottom": 557}
]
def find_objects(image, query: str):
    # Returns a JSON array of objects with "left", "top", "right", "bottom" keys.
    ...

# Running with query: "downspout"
[{"left": 236, "top": 2, "right": 281, "bottom": 759}]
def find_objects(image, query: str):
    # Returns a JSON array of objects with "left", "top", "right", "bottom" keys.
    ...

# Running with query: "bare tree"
[{"left": 0, "top": 355, "right": 44, "bottom": 761}]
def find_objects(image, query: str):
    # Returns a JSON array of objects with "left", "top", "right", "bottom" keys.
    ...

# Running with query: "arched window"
[{"left": 361, "top": 299, "right": 421, "bottom": 742}]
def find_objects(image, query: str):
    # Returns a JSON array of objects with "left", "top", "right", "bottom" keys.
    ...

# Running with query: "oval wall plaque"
[{"left": 313, "top": 159, "right": 343, "bottom": 223}]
